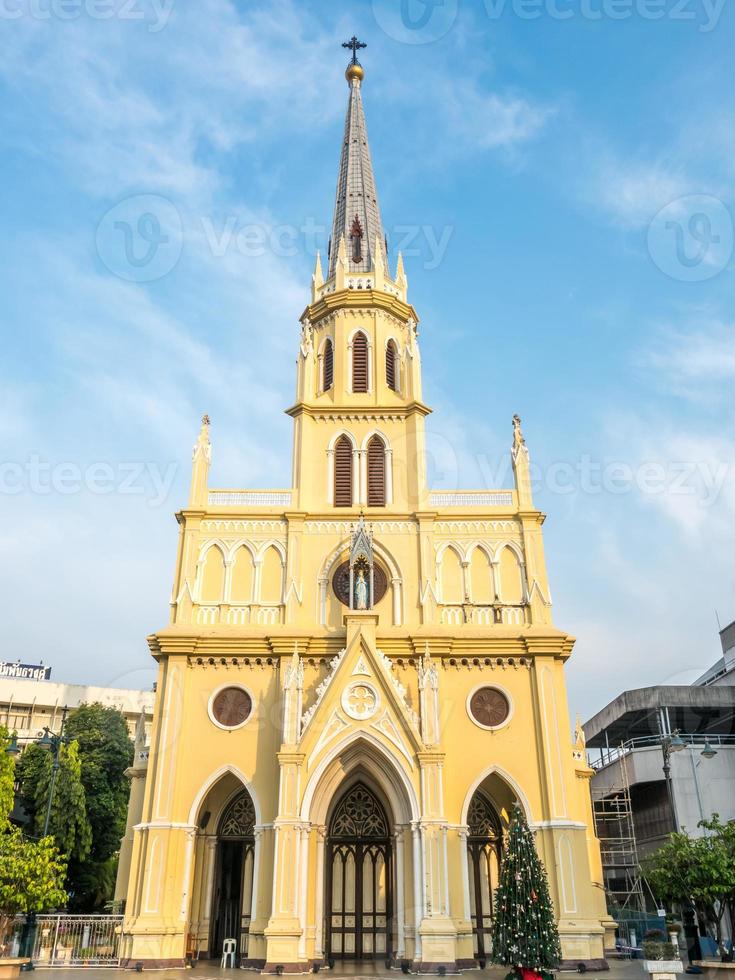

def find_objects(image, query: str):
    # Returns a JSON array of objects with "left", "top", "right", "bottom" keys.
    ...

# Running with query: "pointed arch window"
[
  {"left": 352, "top": 332, "right": 368, "bottom": 393},
  {"left": 386, "top": 340, "right": 398, "bottom": 392},
  {"left": 323, "top": 338, "right": 334, "bottom": 392},
  {"left": 367, "top": 436, "right": 386, "bottom": 507},
  {"left": 334, "top": 436, "right": 353, "bottom": 508}
]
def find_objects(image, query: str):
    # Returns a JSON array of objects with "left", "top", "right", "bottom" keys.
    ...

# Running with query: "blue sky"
[{"left": 1, "top": 0, "right": 734, "bottom": 716}]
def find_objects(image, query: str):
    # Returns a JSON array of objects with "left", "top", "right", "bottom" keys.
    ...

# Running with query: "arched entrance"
[
  {"left": 466, "top": 790, "right": 503, "bottom": 961},
  {"left": 325, "top": 781, "right": 392, "bottom": 961},
  {"left": 210, "top": 790, "right": 256, "bottom": 961}
]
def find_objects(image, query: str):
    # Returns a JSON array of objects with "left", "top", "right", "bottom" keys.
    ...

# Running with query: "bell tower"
[{"left": 288, "top": 41, "right": 430, "bottom": 514}]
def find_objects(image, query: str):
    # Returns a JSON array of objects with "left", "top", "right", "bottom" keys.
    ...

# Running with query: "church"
[{"left": 118, "top": 44, "right": 614, "bottom": 973}]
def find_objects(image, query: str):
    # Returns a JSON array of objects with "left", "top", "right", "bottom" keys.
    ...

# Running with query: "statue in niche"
[{"left": 355, "top": 567, "right": 369, "bottom": 610}]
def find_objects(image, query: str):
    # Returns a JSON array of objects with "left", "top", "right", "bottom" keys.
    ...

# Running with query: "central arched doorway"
[
  {"left": 466, "top": 790, "right": 503, "bottom": 962},
  {"left": 210, "top": 789, "right": 256, "bottom": 961},
  {"left": 325, "top": 781, "right": 393, "bottom": 962}
]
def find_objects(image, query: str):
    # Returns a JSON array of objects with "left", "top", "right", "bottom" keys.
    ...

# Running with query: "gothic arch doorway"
[
  {"left": 210, "top": 790, "right": 255, "bottom": 961},
  {"left": 325, "top": 781, "right": 392, "bottom": 962},
  {"left": 466, "top": 790, "right": 503, "bottom": 962}
]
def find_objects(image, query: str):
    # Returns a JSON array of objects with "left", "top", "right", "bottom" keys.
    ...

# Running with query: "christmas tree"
[{"left": 490, "top": 803, "right": 562, "bottom": 978}]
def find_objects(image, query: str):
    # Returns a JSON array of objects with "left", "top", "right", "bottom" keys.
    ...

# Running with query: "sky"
[{"left": 1, "top": 0, "right": 734, "bottom": 717}]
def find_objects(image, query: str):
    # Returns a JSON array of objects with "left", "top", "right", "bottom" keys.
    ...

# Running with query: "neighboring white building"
[
  {"left": 0, "top": 672, "right": 155, "bottom": 745},
  {"left": 695, "top": 618, "right": 735, "bottom": 687}
]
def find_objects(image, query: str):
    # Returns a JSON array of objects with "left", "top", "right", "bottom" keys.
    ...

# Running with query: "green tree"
[
  {"left": 0, "top": 730, "right": 15, "bottom": 825},
  {"left": 491, "top": 804, "right": 562, "bottom": 975},
  {"left": 14, "top": 705, "right": 134, "bottom": 910},
  {"left": 64, "top": 704, "right": 133, "bottom": 863},
  {"left": 0, "top": 728, "right": 67, "bottom": 933},
  {"left": 32, "top": 741, "right": 92, "bottom": 862},
  {"left": 643, "top": 816, "right": 735, "bottom": 950}
]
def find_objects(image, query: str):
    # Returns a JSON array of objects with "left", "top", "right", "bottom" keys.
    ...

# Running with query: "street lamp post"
[
  {"left": 660, "top": 729, "right": 685, "bottom": 833},
  {"left": 37, "top": 706, "right": 70, "bottom": 837}
]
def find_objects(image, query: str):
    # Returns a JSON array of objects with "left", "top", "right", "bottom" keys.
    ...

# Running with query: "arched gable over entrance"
[{"left": 301, "top": 734, "right": 419, "bottom": 964}]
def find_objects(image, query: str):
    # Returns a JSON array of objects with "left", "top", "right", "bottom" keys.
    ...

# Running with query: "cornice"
[
  {"left": 284, "top": 401, "right": 431, "bottom": 420},
  {"left": 147, "top": 627, "right": 575, "bottom": 661},
  {"left": 303, "top": 289, "right": 419, "bottom": 326}
]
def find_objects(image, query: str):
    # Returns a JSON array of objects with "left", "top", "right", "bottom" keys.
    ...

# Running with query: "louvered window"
[
  {"left": 386, "top": 340, "right": 398, "bottom": 392},
  {"left": 367, "top": 436, "right": 386, "bottom": 507},
  {"left": 323, "top": 339, "right": 334, "bottom": 391},
  {"left": 352, "top": 332, "right": 368, "bottom": 393},
  {"left": 334, "top": 436, "right": 353, "bottom": 507}
]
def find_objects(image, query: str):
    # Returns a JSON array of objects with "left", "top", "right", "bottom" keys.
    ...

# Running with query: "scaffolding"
[{"left": 591, "top": 749, "right": 646, "bottom": 926}]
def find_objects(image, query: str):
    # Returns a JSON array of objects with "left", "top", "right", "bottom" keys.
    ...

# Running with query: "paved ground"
[{"left": 36, "top": 958, "right": 650, "bottom": 979}]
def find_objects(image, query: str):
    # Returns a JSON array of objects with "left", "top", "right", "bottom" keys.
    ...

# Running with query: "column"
[
  {"left": 385, "top": 448, "right": 394, "bottom": 504},
  {"left": 394, "top": 826, "right": 406, "bottom": 958},
  {"left": 313, "top": 826, "right": 327, "bottom": 960},
  {"left": 411, "top": 822, "right": 423, "bottom": 961},
  {"left": 264, "top": 751, "right": 307, "bottom": 971}
]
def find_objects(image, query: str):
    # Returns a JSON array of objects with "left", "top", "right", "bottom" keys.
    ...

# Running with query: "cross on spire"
[{"left": 342, "top": 35, "right": 367, "bottom": 65}]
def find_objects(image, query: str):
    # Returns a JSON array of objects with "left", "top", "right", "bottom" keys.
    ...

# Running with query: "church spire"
[{"left": 328, "top": 38, "right": 387, "bottom": 279}]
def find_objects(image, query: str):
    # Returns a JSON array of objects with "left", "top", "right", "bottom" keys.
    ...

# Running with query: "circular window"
[
  {"left": 468, "top": 687, "right": 510, "bottom": 730},
  {"left": 332, "top": 560, "right": 388, "bottom": 607},
  {"left": 210, "top": 686, "right": 252, "bottom": 729}
]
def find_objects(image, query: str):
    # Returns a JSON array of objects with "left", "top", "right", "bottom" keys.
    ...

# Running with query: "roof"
[
  {"left": 328, "top": 74, "right": 387, "bottom": 278},
  {"left": 583, "top": 684, "right": 735, "bottom": 747}
]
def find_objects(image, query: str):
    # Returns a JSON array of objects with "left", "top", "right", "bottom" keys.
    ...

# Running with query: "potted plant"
[{"left": 643, "top": 930, "right": 683, "bottom": 979}]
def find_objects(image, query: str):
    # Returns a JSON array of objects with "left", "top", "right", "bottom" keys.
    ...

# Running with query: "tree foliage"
[
  {"left": 13, "top": 705, "right": 134, "bottom": 910},
  {"left": 31, "top": 741, "right": 92, "bottom": 862},
  {"left": 0, "top": 828, "right": 67, "bottom": 916},
  {"left": 64, "top": 704, "right": 133, "bottom": 863},
  {"left": 491, "top": 804, "right": 562, "bottom": 973},
  {"left": 642, "top": 815, "right": 735, "bottom": 948},
  {"left": 0, "top": 727, "right": 67, "bottom": 918}
]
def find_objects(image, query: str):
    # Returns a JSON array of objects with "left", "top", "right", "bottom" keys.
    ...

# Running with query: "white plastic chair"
[{"left": 221, "top": 938, "right": 237, "bottom": 968}]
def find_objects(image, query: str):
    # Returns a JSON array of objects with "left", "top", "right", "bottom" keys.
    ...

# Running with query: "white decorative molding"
[
  {"left": 429, "top": 491, "right": 513, "bottom": 507},
  {"left": 351, "top": 655, "right": 371, "bottom": 677},
  {"left": 208, "top": 490, "right": 292, "bottom": 507},
  {"left": 434, "top": 520, "right": 519, "bottom": 533},
  {"left": 300, "top": 649, "right": 346, "bottom": 731},
  {"left": 375, "top": 650, "right": 419, "bottom": 728},
  {"left": 313, "top": 413, "right": 407, "bottom": 424},
  {"left": 201, "top": 520, "right": 287, "bottom": 532},
  {"left": 305, "top": 520, "right": 417, "bottom": 535},
  {"left": 341, "top": 681, "right": 380, "bottom": 721},
  {"left": 372, "top": 709, "right": 414, "bottom": 766}
]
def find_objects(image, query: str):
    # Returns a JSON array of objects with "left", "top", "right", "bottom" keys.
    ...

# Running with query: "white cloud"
[{"left": 592, "top": 158, "right": 689, "bottom": 229}]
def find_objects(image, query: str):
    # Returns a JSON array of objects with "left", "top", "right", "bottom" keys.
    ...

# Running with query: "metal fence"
[{"left": 32, "top": 915, "right": 123, "bottom": 967}]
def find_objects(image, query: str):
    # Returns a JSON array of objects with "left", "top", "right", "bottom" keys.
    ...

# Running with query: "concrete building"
[
  {"left": 582, "top": 626, "right": 735, "bottom": 927},
  {"left": 0, "top": 675, "right": 155, "bottom": 746},
  {"left": 695, "top": 618, "right": 735, "bottom": 688}
]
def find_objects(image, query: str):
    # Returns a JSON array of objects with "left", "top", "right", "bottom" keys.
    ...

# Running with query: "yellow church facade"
[{"left": 119, "top": 52, "right": 614, "bottom": 973}]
